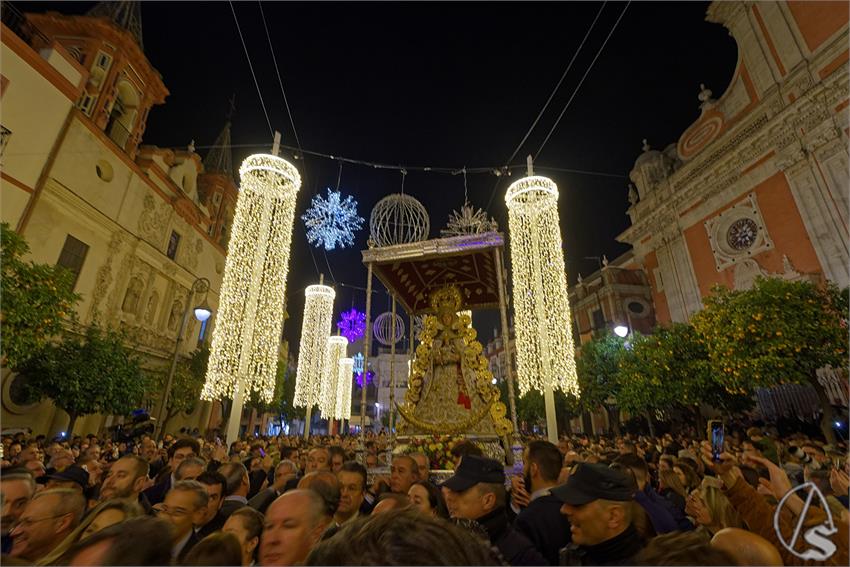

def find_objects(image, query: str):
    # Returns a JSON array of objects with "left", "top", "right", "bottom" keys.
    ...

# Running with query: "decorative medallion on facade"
[{"left": 704, "top": 193, "right": 773, "bottom": 272}]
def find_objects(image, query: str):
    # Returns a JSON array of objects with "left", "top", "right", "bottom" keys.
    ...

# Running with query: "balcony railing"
[{"left": 1, "top": 2, "right": 49, "bottom": 48}]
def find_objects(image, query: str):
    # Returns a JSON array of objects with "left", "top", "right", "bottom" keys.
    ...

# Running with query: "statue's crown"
[{"left": 430, "top": 285, "right": 463, "bottom": 311}]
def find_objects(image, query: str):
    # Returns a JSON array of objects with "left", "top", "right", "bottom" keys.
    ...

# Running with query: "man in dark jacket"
[
  {"left": 514, "top": 441, "right": 572, "bottom": 565},
  {"left": 442, "top": 455, "right": 547, "bottom": 566},
  {"left": 552, "top": 463, "right": 643, "bottom": 566}
]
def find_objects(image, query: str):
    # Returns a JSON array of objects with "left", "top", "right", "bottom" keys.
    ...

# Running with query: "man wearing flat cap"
[
  {"left": 551, "top": 463, "right": 643, "bottom": 566},
  {"left": 441, "top": 455, "right": 547, "bottom": 566}
]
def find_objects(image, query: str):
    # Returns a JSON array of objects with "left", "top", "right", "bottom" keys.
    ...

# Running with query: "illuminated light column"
[
  {"left": 319, "top": 335, "right": 349, "bottom": 419},
  {"left": 294, "top": 281, "right": 335, "bottom": 439},
  {"left": 337, "top": 357, "right": 354, "bottom": 427},
  {"left": 201, "top": 153, "right": 301, "bottom": 445},
  {"left": 505, "top": 162, "right": 579, "bottom": 444}
]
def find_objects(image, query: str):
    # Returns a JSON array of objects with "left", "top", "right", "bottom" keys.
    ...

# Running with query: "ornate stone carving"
[
  {"left": 88, "top": 230, "right": 125, "bottom": 323},
  {"left": 121, "top": 276, "right": 144, "bottom": 314},
  {"left": 705, "top": 194, "right": 773, "bottom": 272},
  {"left": 138, "top": 194, "right": 170, "bottom": 246}
]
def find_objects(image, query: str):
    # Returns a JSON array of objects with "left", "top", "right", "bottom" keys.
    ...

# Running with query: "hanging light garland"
[
  {"left": 319, "top": 335, "right": 348, "bottom": 418},
  {"left": 336, "top": 357, "right": 354, "bottom": 420},
  {"left": 505, "top": 175, "right": 579, "bottom": 397},
  {"left": 294, "top": 284, "right": 335, "bottom": 408},
  {"left": 202, "top": 154, "right": 301, "bottom": 403}
]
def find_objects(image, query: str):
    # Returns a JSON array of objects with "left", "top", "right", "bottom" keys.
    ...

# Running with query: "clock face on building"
[{"left": 726, "top": 218, "right": 758, "bottom": 251}]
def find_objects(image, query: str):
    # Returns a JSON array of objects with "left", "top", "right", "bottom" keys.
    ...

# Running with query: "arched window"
[{"left": 106, "top": 79, "right": 140, "bottom": 150}]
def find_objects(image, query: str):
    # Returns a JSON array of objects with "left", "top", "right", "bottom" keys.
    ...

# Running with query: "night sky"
[{"left": 19, "top": 1, "right": 737, "bottom": 346}]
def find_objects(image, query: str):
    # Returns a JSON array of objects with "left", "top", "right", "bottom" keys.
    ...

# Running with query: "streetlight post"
[{"left": 155, "top": 277, "right": 212, "bottom": 439}]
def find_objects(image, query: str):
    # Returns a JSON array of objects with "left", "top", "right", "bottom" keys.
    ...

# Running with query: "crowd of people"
[{"left": 0, "top": 425, "right": 847, "bottom": 565}]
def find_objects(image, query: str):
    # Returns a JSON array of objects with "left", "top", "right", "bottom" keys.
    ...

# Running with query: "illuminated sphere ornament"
[
  {"left": 301, "top": 188, "right": 364, "bottom": 250},
  {"left": 294, "top": 284, "right": 336, "bottom": 408},
  {"left": 373, "top": 311, "right": 405, "bottom": 346},
  {"left": 202, "top": 154, "right": 301, "bottom": 406},
  {"left": 369, "top": 193, "right": 430, "bottom": 247},
  {"left": 319, "top": 336, "right": 348, "bottom": 418},
  {"left": 336, "top": 308, "right": 366, "bottom": 343},
  {"left": 505, "top": 175, "right": 579, "bottom": 397}
]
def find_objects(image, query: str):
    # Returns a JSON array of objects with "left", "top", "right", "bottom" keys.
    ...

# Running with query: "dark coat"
[
  {"left": 218, "top": 497, "right": 247, "bottom": 522},
  {"left": 142, "top": 475, "right": 172, "bottom": 506},
  {"left": 248, "top": 487, "right": 281, "bottom": 515},
  {"left": 176, "top": 529, "right": 200, "bottom": 563},
  {"left": 196, "top": 511, "right": 225, "bottom": 539},
  {"left": 515, "top": 493, "right": 571, "bottom": 566},
  {"left": 558, "top": 524, "right": 643, "bottom": 566},
  {"left": 479, "top": 508, "right": 549, "bottom": 566}
]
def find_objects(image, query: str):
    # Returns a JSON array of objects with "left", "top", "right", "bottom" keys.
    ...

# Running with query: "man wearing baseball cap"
[
  {"left": 37, "top": 465, "right": 89, "bottom": 494},
  {"left": 441, "top": 455, "right": 546, "bottom": 566},
  {"left": 551, "top": 463, "right": 643, "bottom": 566}
]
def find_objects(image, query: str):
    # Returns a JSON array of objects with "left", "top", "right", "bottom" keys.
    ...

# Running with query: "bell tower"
[{"left": 26, "top": 1, "right": 168, "bottom": 158}]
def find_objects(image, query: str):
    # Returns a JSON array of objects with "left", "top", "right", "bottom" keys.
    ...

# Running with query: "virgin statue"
[{"left": 397, "top": 285, "right": 511, "bottom": 438}]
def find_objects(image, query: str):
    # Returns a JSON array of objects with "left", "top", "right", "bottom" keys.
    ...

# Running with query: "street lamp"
[
  {"left": 155, "top": 277, "right": 212, "bottom": 438},
  {"left": 613, "top": 325, "right": 629, "bottom": 338}
]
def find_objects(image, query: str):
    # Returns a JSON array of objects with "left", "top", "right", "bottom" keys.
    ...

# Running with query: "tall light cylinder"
[
  {"left": 201, "top": 154, "right": 301, "bottom": 444},
  {"left": 505, "top": 175, "right": 579, "bottom": 401},
  {"left": 337, "top": 357, "right": 354, "bottom": 420},
  {"left": 319, "top": 336, "right": 348, "bottom": 418},
  {"left": 294, "top": 283, "right": 335, "bottom": 437}
]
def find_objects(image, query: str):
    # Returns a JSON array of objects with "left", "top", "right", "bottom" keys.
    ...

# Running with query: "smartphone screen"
[{"left": 709, "top": 421, "right": 724, "bottom": 462}]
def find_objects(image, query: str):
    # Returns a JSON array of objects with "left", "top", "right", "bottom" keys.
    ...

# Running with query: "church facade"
[
  {"left": 618, "top": 1, "right": 848, "bottom": 322},
  {"left": 1, "top": 3, "right": 238, "bottom": 437}
]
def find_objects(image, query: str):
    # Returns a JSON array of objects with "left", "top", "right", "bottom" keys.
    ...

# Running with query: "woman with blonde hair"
[
  {"left": 37, "top": 498, "right": 144, "bottom": 565},
  {"left": 658, "top": 468, "right": 688, "bottom": 513},
  {"left": 685, "top": 478, "right": 742, "bottom": 537}
]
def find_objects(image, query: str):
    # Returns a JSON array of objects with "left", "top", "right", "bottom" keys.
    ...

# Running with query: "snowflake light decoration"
[
  {"left": 356, "top": 369, "right": 375, "bottom": 388},
  {"left": 302, "top": 188, "right": 364, "bottom": 250},
  {"left": 337, "top": 308, "right": 366, "bottom": 343},
  {"left": 353, "top": 352, "right": 364, "bottom": 375},
  {"left": 441, "top": 201, "right": 498, "bottom": 237}
]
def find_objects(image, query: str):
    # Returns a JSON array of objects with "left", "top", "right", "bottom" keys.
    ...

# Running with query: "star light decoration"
[
  {"left": 319, "top": 336, "right": 348, "bottom": 419},
  {"left": 336, "top": 308, "right": 366, "bottom": 343},
  {"left": 294, "top": 284, "right": 335, "bottom": 409},
  {"left": 440, "top": 201, "right": 498, "bottom": 237},
  {"left": 202, "top": 154, "right": 301, "bottom": 404},
  {"left": 505, "top": 175, "right": 579, "bottom": 398},
  {"left": 301, "top": 188, "right": 364, "bottom": 250}
]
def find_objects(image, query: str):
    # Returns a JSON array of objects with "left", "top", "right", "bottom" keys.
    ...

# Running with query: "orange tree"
[
  {"left": 576, "top": 332, "right": 629, "bottom": 435},
  {"left": 1, "top": 223, "right": 79, "bottom": 369},
  {"left": 20, "top": 323, "right": 146, "bottom": 434},
  {"left": 692, "top": 278, "right": 848, "bottom": 444},
  {"left": 617, "top": 323, "right": 752, "bottom": 437}
]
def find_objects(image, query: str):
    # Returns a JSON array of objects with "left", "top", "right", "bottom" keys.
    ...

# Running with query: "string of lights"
[
  {"left": 202, "top": 153, "right": 301, "bottom": 403},
  {"left": 319, "top": 335, "right": 349, "bottom": 419},
  {"left": 294, "top": 283, "right": 336, "bottom": 408},
  {"left": 505, "top": 174, "right": 579, "bottom": 397}
]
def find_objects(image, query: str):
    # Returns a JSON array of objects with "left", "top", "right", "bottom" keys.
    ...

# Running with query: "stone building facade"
[
  {"left": 617, "top": 1, "right": 849, "bottom": 415},
  {"left": 1, "top": 3, "right": 238, "bottom": 437},
  {"left": 618, "top": 1, "right": 848, "bottom": 322}
]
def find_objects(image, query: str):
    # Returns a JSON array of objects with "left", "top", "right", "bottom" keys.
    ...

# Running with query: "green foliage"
[
  {"left": 149, "top": 345, "right": 209, "bottom": 429},
  {"left": 575, "top": 332, "right": 629, "bottom": 411},
  {"left": 20, "top": 323, "right": 146, "bottom": 429},
  {"left": 1, "top": 223, "right": 80, "bottom": 369},
  {"left": 692, "top": 278, "right": 848, "bottom": 393}
]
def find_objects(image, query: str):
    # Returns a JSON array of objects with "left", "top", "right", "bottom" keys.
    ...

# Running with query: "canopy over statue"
[{"left": 360, "top": 231, "right": 517, "bottom": 462}]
